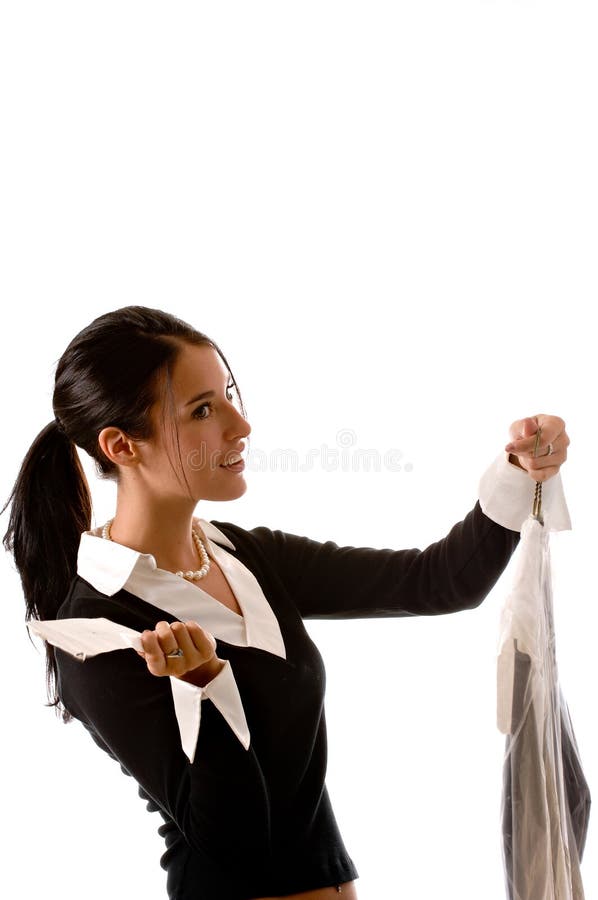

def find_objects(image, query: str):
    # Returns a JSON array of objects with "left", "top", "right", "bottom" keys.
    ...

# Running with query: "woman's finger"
[
  {"left": 154, "top": 620, "right": 178, "bottom": 654},
  {"left": 169, "top": 621, "right": 206, "bottom": 663},
  {"left": 185, "top": 620, "right": 217, "bottom": 657},
  {"left": 511, "top": 443, "right": 568, "bottom": 482},
  {"left": 506, "top": 416, "right": 566, "bottom": 455},
  {"left": 140, "top": 628, "right": 169, "bottom": 676}
]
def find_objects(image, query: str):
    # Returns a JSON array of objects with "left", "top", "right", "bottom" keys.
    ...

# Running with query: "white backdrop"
[{"left": 1, "top": 2, "right": 596, "bottom": 898}]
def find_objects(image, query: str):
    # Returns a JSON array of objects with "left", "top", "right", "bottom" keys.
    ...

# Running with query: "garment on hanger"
[{"left": 497, "top": 514, "right": 591, "bottom": 900}]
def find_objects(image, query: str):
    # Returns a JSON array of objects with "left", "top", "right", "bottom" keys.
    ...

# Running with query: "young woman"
[{"left": 2, "top": 306, "right": 570, "bottom": 900}]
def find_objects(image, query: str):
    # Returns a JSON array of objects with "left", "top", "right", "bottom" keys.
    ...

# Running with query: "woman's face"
[{"left": 144, "top": 341, "right": 252, "bottom": 504}]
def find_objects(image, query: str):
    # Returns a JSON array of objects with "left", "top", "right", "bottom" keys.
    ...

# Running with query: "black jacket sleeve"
[
  {"left": 55, "top": 591, "right": 272, "bottom": 872},
  {"left": 252, "top": 499, "right": 520, "bottom": 619}
]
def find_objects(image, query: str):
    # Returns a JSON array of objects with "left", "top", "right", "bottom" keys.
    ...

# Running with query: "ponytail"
[
  {"left": 2, "top": 419, "right": 92, "bottom": 722},
  {"left": 1, "top": 305, "right": 246, "bottom": 725}
]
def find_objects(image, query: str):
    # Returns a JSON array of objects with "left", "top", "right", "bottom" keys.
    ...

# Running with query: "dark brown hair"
[{"left": 2, "top": 305, "right": 247, "bottom": 722}]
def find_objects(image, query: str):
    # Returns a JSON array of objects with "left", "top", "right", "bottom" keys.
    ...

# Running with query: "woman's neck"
[{"left": 107, "top": 501, "right": 210, "bottom": 573}]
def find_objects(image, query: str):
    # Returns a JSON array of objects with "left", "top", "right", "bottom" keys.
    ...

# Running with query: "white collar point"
[{"left": 195, "top": 518, "right": 236, "bottom": 551}]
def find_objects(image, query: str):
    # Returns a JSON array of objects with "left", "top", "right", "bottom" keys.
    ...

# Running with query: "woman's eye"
[
  {"left": 192, "top": 402, "right": 213, "bottom": 420},
  {"left": 191, "top": 384, "right": 238, "bottom": 421}
]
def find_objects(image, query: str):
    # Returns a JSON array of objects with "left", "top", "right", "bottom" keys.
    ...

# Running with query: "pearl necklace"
[{"left": 101, "top": 518, "right": 212, "bottom": 580}]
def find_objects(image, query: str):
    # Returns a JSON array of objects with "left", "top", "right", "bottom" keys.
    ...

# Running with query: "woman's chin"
[{"left": 201, "top": 477, "right": 248, "bottom": 503}]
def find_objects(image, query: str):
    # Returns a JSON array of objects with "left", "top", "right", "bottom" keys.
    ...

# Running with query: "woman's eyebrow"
[
  {"left": 184, "top": 376, "right": 233, "bottom": 407},
  {"left": 185, "top": 390, "right": 214, "bottom": 407}
]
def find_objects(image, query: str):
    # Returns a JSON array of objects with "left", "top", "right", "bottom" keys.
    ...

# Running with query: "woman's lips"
[{"left": 220, "top": 459, "right": 245, "bottom": 472}]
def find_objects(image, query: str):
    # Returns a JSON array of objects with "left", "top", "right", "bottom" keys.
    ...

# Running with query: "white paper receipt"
[{"left": 27, "top": 617, "right": 144, "bottom": 661}]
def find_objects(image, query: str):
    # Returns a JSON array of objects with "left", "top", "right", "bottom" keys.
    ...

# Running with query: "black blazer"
[{"left": 55, "top": 499, "right": 520, "bottom": 900}]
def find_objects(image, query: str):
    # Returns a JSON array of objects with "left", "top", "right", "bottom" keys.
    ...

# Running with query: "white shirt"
[{"left": 76, "top": 451, "right": 572, "bottom": 763}]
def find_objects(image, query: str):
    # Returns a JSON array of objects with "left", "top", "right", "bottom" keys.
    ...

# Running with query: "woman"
[{"left": 2, "top": 305, "right": 570, "bottom": 900}]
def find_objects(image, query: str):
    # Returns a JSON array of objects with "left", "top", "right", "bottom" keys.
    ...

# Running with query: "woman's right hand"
[{"left": 137, "top": 619, "right": 225, "bottom": 686}]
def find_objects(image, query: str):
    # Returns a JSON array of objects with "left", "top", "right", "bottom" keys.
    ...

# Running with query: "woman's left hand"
[
  {"left": 137, "top": 619, "right": 224, "bottom": 686},
  {"left": 504, "top": 415, "right": 569, "bottom": 482}
]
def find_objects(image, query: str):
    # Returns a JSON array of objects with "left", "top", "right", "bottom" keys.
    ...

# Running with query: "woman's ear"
[{"left": 98, "top": 426, "right": 140, "bottom": 468}]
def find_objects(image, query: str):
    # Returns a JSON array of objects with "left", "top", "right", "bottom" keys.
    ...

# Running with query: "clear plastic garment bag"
[{"left": 497, "top": 465, "right": 591, "bottom": 900}]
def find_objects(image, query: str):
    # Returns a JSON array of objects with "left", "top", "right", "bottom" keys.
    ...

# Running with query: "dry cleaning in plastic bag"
[{"left": 497, "top": 513, "right": 591, "bottom": 900}]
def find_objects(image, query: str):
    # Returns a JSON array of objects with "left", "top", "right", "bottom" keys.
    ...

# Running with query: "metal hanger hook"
[{"left": 531, "top": 423, "right": 544, "bottom": 524}]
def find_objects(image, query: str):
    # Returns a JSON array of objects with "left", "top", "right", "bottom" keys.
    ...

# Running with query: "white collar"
[
  {"left": 77, "top": 517, "right": 286, "bottom": 659},
  {"left": 78, "top": 518, "right": 236, "bottom": 596}
]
